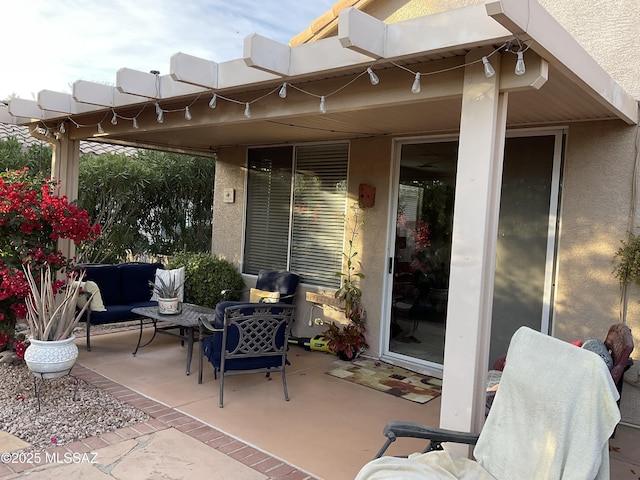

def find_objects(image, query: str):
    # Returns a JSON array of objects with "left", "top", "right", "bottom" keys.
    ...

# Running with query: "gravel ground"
[{"left": 0, "top": 362, "right": 149, "bottom": 450}]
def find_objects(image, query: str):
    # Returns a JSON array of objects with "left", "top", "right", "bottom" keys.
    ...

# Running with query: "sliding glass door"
[{"left": 386, "top": 131, "right": 563, "bottom": 369}]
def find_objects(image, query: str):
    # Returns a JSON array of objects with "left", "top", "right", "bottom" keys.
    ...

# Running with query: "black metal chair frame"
[{"left": 199, "top": 303, "right": 295, "bottom": 407}]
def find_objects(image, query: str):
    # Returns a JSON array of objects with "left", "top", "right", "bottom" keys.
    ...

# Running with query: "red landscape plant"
[{"left": 0, "top": 168, "right": 100, "bottom": 356}]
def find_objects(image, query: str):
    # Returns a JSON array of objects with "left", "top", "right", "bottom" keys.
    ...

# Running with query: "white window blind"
[
  {"left": 244, "top": 147, "right": 293, "bottom": 273},
  {"left": 290, "top": 144, "right": 348, "bottom": 287},
  {"left": 243, "top": 144, "right": 348, "bottom": 287}
]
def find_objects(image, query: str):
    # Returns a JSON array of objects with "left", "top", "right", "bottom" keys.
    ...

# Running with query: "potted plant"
[
  {"left": 22, "top": 264, "right": 93, "bottom": 378},
  {"left": 323, "top": 204, "right": 369, "bottom": 360},
  {"left": 149, "top": 274, "right": 185, "bottom": 314}
]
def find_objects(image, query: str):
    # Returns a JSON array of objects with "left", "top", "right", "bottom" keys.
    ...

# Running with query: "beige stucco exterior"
[{"left": 209, "top": 0, "right": 640, "bottom": 427}]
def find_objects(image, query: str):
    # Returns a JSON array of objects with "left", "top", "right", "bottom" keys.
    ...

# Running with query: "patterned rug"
[{"left": 326, "top": 358, "right": 442, "bottom": 404}]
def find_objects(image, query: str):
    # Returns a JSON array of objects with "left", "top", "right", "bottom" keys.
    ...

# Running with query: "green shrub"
[
  {"left": 614, "top": 234, "right": 640, "bottom": 286},
  {"left": 167, "top": 252, "right": 244, "bottom": 308}
]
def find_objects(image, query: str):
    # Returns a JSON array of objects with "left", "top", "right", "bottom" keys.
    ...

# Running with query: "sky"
[{"left": 0, "top": 0, "right": 336, "bottom": 101}]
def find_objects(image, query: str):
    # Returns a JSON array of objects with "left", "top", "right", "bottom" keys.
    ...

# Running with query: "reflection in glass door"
[
  {"left": 389, "top": 141, "right": 457, "bottom": 365},
  {"left": 387, "top": 133, "right": 562, "bottom": 368}
]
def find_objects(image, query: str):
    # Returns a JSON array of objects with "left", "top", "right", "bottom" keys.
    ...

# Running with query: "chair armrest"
[
  {"left": 198, "top": 315, "right": 222, "bottom": 333},
  {"left": 374, "top": 421, "right": 480, "bottom": 459}
]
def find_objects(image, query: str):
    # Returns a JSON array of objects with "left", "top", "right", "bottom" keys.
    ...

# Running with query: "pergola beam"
[
  {"left": 170, "top": 53, "right": 219, "bottom": 90},
  {"left": 73, "top": 80, "right": 148, "bottom": 107},
  {"left": 7, "top": 98, "right": 61, "bottom": 123},
  {"left": 37, "top": 90, "right": 103, "bottom": 115},
  {"left": 486, "top": 0, "right": 637, "bottom": 124},
  {"left": 243, "top": 34, "right": 291, "bottom": 76},
  {"left": 337, "top": 5, "right": 514, "bottom": 60},
  {"left": 116, "top": 69, "right": 206, "bottom": 98},
  {"left": 0, "top": 104, "right": 30, "bottom": 125},
  {"left": 170, "top": 56, "right": 280, "bottom": 90}
]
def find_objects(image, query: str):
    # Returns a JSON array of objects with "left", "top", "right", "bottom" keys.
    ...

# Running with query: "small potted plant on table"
[{"left": 150, "top": 274, "right": 185, "bottom": 315}]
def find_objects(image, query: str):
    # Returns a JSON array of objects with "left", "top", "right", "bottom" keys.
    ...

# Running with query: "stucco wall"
[
  {"left": 535, "top": 0, "right": 640, "bottom": 424},
  {"left": 556, "top": 120, "right": 640, "bottom": 423},
  {"left": 346, "top": 137, "right": 394, "bottom": 357},
  {"left": 211, "top": 146, "right": 246, "bottom": 266},
  {"left": 555, "top": 121, "right": 638, "bottom": 338}
]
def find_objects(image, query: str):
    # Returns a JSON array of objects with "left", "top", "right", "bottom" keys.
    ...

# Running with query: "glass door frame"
[{"left": 380, "top": 129, "right": 565, "bottom": 374}]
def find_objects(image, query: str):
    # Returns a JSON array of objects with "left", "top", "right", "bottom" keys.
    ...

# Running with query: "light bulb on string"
[
  {"left": 132, "top": 117, "right": 139, "bottom": 129},
  {"left": 279, "top": 82, "right": 287, "bottom": 98},
  {"left": 208, "top": 93, "right": 217, "bottom": 108},
  {"left": 97, "top": 123, "right": 104, "bottom": 134},
  {"left": 515, "top": 51, "right": 526, "bottom": 75},
  {"left": 155, "top": 102, "right": 162, "bottom": 116},
  {"left": 59, "top": 122, "right": 66, "bottom": 134},
  {"left": 319, "top": 96, "right": 326, "bottom": 114},
  {"left": 411, "top": 73, "right": 421, "bottom": 94},
  {"left": 111, "top": 112, "right": 118, "bottom": 125},
  {"left": 482, "top": 57, "right": 495, "bottom": 78},
  {"left": 185, "top": 106, "right": 192, "bottom": 121},
  {"left": 244, "top": 102, "right": 251, "bottom": 118},
  {"left": 156, "top": 107, "right": 164, "bottom": 124},
  {"left": 367, "top": 67, "right": 379, "bottom": 86}
]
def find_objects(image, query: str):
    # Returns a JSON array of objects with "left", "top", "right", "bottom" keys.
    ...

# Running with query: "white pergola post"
[
  {"left": 439, "top": 48, "right": 508, "bottom": 444},
  {"left": 51, "top": 134, "right": 80, "bottom": 261}
]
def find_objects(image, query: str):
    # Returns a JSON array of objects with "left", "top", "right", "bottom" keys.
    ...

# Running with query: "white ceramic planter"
[
  {"left": 24, "top": 335, "right": 78, "bottom": 379},
  {"left": 158, "top": 297, "right": 181, "bottom": 315}
]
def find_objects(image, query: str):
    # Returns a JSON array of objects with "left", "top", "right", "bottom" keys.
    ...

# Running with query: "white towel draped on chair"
[{"left": 356, "top": 327, "right": 621, "bottom": 480}]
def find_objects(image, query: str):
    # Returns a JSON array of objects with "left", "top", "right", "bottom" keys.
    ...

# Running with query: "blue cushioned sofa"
[{"left": 79, "top": 262, "right": 163, "bottom": 351}]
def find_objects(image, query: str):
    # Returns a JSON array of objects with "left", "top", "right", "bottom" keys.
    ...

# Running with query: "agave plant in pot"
[
  {"left": 22, "top": 264, "right": 93, "bottom": 379},
  {"left": 149, "top": 271, "right": 185, "bottom": 315}
]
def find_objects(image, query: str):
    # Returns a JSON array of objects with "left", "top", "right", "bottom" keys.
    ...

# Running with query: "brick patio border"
[{"left": 0, "top": 364, "right": 317, "bottom": 480}]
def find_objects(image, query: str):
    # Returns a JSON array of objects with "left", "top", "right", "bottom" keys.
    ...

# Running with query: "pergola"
[{"left": 1, "top": 0, "right": 636, "bottom": 440}]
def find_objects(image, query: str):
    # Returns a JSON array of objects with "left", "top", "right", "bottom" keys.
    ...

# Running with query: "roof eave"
[{"left": 486, "top": 0, "right": 637, "bottom": 125}]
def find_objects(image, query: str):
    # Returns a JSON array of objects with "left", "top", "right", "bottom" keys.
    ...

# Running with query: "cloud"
[{"left": 0, "top": 0, "right": 334, "bottom": 100}]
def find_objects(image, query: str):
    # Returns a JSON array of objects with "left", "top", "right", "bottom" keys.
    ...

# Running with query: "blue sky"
[{"left": 0, "top": 0, "right": 335, "bottom": 101}]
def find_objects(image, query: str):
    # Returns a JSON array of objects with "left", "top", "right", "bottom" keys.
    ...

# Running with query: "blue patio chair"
[{"left": 198, "top": 303, "right": 295, "bottom": 407}]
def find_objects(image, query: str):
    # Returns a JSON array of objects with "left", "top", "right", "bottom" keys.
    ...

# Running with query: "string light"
[
  {"left": 367, "top": 67, "right": 379, "bottom": 86},
  {"left": 32, "top": 36, "right": 528, "bottom": 134},
  {"left": 482, "top": 56, "right": 495, "bottom": 78},
  {"left": 411, "top": 73, "right": 421, "bottom": 94},
  {"left": 279, "top": 82, "right": 287, "bottom": 98},
  {"left": 155, "top": 102, "right": 164, "bottom": 123},
  {"left": 515, "top": 51, "right": 526, "bottom": 75}
]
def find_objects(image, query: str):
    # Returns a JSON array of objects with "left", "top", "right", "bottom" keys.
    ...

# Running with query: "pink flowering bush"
[{"left": 0, "top": 168, "right": 100, "bottom": 356}]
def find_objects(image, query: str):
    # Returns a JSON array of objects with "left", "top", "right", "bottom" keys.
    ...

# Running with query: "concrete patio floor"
[{"left": 1, "top": 326, "right": 638, "bottom": 479}]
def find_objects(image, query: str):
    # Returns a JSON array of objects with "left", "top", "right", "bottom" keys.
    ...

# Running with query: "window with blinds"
[{"left": 244, "top": 144, "right": 348, "bottom": 288}]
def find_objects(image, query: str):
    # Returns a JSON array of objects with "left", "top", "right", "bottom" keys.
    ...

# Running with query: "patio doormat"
[{"left": 325, "top": 358, "right": 442, "bottom": 404}]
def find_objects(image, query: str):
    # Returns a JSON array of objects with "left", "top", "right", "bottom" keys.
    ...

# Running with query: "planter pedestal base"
[{"left": 31, "top": 371, "right": 80, "bottom": 412}]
